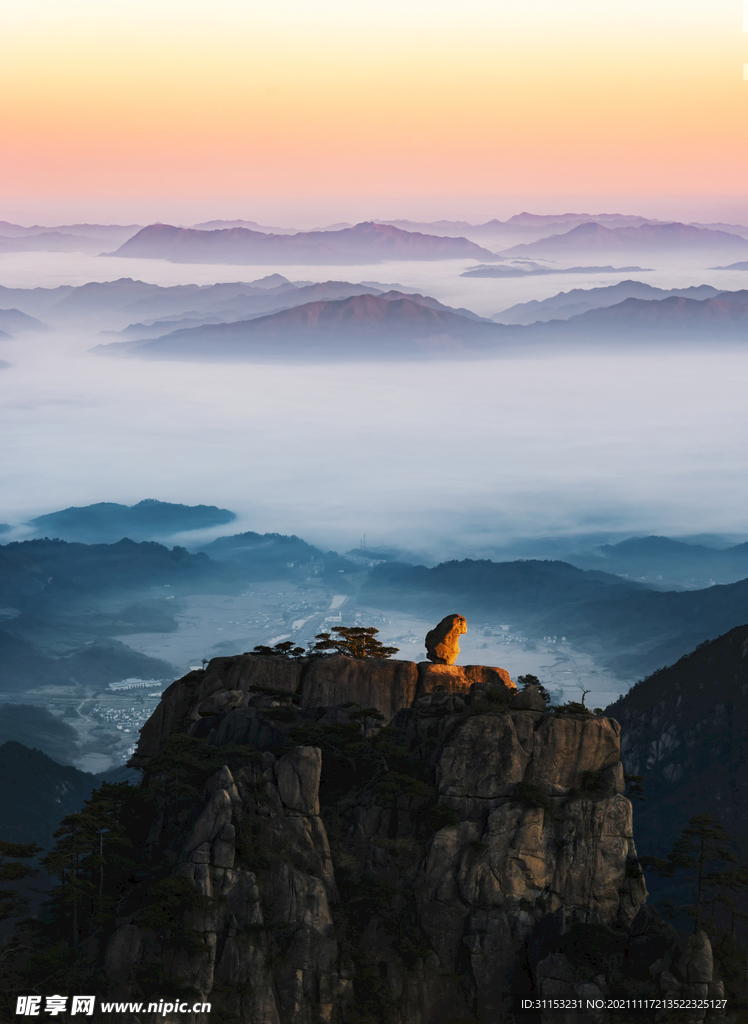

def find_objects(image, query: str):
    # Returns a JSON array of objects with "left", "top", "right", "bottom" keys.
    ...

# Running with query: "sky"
[{"left": 2, "top": 0, "right": 747, "bottom": 225}]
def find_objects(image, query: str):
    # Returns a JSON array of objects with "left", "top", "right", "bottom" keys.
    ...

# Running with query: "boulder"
[
  {"left": 425, "top": 614, "right": 467, "bottom": 665},
  {"left": 676, "top": 930, "right": 713, "bottom": 984},
  {"left": 418, "top": 662, "right": 515, "bottom": 696},
  {"left": 511, "top": 683, "right": 547, "bottom": 711}
]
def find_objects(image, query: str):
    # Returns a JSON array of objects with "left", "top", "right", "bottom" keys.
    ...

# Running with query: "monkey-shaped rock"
[{"left": 425, "top": 614, "right": 467, "bottom": 665}]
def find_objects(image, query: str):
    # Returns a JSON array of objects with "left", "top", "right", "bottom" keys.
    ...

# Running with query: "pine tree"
[
  {"left": 41, "top": 782, "right": 142, "bottom": 947},
  {"left": 516, "top": 673, "right": 551, "bottom": 705},
  {"left": 250, "top": 640, "right": 305, "bottom": 657},
  {"left": 709, "top": 864, "right": 748, "bottom": 938},
  {"left": 642, "top": 814, "right": 738, "bottom": 931},
  {"left": 0, "top": 840, "right": 42, "bottom": 923},
  {"left": 311, "top": 626, "right": 399, "bottom": 659}
]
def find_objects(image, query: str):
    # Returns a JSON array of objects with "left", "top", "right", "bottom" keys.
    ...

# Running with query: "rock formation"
[
  {"left": 133, "top": 651, "right": 518, "bottom": 768},
  {"left": 105, "top": 748, "right": 341, "bottom": 1024},
  {"left": 95, "top": 650, "right": 669, "bottom": 1023},
  {"left": 424, "top": 613, "right": 467, "bottom": 665}
]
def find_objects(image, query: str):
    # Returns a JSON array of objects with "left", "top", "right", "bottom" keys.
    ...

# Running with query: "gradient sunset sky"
[{"left": 2, "top": 0, "right": 747, "bottom": 224}]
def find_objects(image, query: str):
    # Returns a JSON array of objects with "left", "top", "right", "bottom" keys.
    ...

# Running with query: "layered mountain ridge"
[
  {"left": 502, "top": 221, "right": 748, "bottom": 256},
  {"left": 91, "top": 287, "right": 748, "bottom": 362},
  {"left": 108, "top": 221, "right": 502, "bottom": 265}
]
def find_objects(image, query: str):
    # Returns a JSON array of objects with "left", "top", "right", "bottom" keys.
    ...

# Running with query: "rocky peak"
[{"left": 95, "top": 618, "right": 666, "bottom": 1022}]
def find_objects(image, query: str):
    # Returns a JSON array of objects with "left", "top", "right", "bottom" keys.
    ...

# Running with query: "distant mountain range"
[
  {"left": 0, "top": 221, "right": 141, "bottom": 239},
  {"left": 192, "top": 219, "right": 298, "bottom": 234},
  {"left": 0, "top": 536, "right": 223, "bottom": 688},
  {"left": 501, "top": 222, "right": 748, "bottom": 256},
  {"left": 568, "top": 534, "right": 748, "bottom": 589},
  {"left": 107, "top": 221, "right": 502, "bottom": 265},
  {"left": 0, "top": 233, "right": 116, "bottom": 255},
  {"left": 0, "top": 529, "right": 359, "bottom": 690},
  {"left": 2, "top": 213, "right": 747, "bottom": 257},
  {"left": 493, "top": 281, "right": 722, "bottom": 325},
  {"left": 384, "top": 213, "right": 670, "bottom": 237},
  {"left": 91, "top": 287, "right": 748, "bottom": 361},
  {"left": 0, "top": 222, "right": 141, "bottom": 255},
  {"left": 28, "top": 498, "right": 236, "bottom": 542},
  {"left": 461, "top": 263, "right": 651, "bottom": 279},
  {"left": 8, "top": 519, "right": 748, "bottom": 693},
  {"left": 0, "top": 275, "right": 421, "bottom": 334},
  {"left": 382, "top": 213, "right": 748, "bottom": 244}
]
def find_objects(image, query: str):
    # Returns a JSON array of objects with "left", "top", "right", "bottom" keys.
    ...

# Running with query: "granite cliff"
[{"left": 91, "top": 645, "right": 671, "bottom": 1024}]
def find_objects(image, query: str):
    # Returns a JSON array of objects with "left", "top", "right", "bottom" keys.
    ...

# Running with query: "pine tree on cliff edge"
[{"left": 311, "top": 626, "right": 399, "bottom": 659}]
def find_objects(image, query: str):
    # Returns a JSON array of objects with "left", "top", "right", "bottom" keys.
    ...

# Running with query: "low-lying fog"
[{"left": 3, "top": 250, "right": 748, "bottom": 560}]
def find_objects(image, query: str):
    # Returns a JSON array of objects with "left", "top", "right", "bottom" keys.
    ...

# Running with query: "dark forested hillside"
[{"left": 605, "top": 624, "right": 748, "bottom": 857}]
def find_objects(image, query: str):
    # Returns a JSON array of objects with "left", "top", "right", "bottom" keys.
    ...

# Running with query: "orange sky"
[{"left": 1, "top": 0, "right": 747, "bottom": 220}]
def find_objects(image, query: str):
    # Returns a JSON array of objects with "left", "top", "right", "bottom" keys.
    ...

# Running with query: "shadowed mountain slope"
[
  {"left": 0, "top": 538, "right": 221, "bottom": 605},
  {"left": 560, "top": 290, "right": 748, "bottom": 334},
  {"left": 0, "top": 626, "right": 176, "bottom": 693},
  {"left": 92, "top": 293, "right": 505, "bottom": 361},
  {"left": 198, "top": 530, "right": 354, "bottom": 578},
  {"left": 0, "top": 742, "right": 98, "bottom": 847},
  {"left": 100, "top": 282, "right": 468, "bottom": 341},
  {"left": 0, "top": 705, "right": 81, "bottom": 765},
  {"left": 494, "top": 281, "right": 722, "bottom": 324},
  {"left": 0, "top": 309, "right": 51, "bottom": 335}
]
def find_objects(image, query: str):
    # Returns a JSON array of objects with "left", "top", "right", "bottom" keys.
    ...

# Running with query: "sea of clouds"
[{"left": 2, "top": 249, "right": 747, "bottom": 560}]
